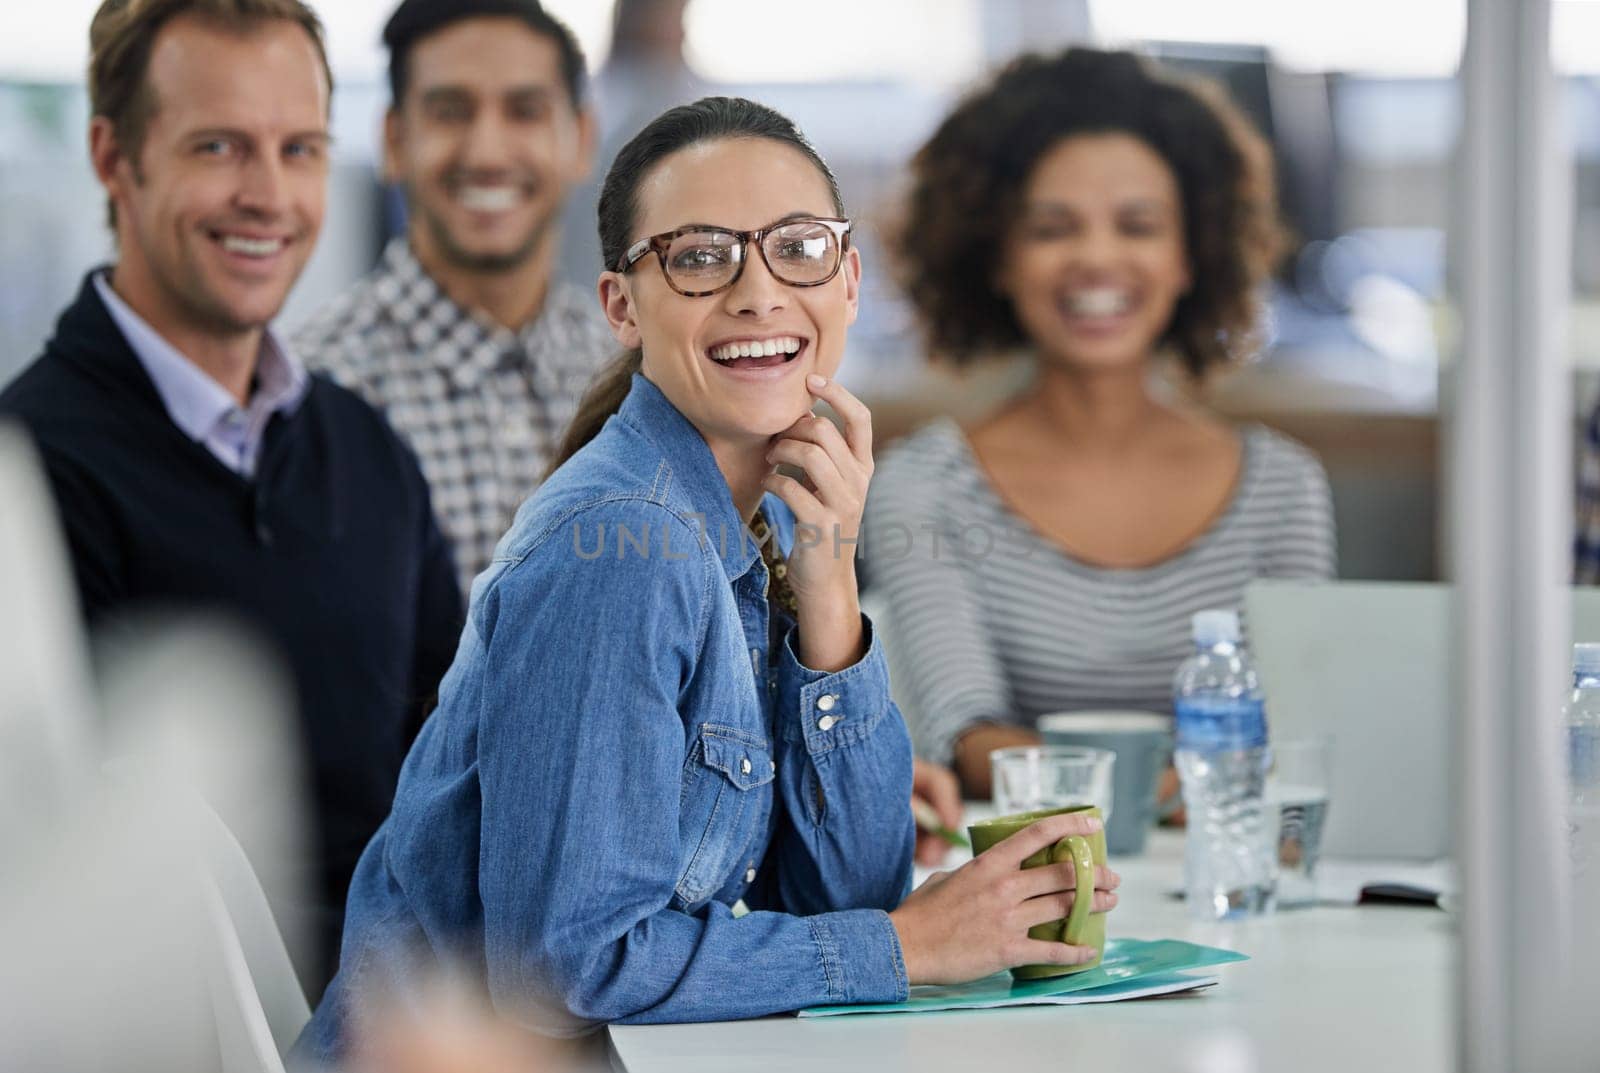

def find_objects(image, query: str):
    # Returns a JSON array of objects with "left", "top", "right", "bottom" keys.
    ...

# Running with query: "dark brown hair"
[
  {"left": 896, "top": 47, "right": 1285, "bottom": 377},
  {"left": 88, "top": 0, "right": 332, "bottom": 227},
  {"left": 547, "top": 96, "right": 844, "bottom": 475},
  {"left": 382, "top": 0, "right": 586, "bottom": 109}
]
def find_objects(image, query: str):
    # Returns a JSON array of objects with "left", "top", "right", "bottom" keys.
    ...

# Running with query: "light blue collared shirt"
[{"left": 94, "top": 271, "right": 309, "bottom": 478}]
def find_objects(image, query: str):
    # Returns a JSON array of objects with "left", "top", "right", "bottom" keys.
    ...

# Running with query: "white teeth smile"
[
  {"left": 459, "top": 186, "right": 520, "bottom": 212},
  {"left": 1066, "top": 287, "right": 1134, "bottom": 317},
  {"left": 709, "top": 336, "right": 803, "bottom": 363},
  {"left": 219, "top": 235, "right": 285, "bottom": 257}
]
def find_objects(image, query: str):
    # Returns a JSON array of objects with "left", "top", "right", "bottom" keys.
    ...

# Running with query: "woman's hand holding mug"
[{"left": 889, "top": 810, "right": 1120, "bottom": 986}]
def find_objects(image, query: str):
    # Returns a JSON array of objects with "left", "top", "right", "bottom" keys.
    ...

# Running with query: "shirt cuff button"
[
  {"left": 816, "top": 694, "right": 838, "bottom": 712},
  {"left": 817, "top": 715, "right": 838, "bottom": 732}
]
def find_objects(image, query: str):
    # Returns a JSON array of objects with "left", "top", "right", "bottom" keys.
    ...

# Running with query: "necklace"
[{"left": 750, "top": 511, "right": 799, "bottom": 617}]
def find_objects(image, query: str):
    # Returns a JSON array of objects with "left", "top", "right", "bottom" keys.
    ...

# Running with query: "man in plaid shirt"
[{"left": 296, "top": 0, "right": 613, "bottom": 596}]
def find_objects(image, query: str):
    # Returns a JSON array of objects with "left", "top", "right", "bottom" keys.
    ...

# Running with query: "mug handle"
[{"left": 1050, "top": 835, "right": 1096, "bottom": 947}]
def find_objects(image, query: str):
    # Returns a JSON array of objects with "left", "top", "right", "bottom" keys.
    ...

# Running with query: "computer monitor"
[
  {"left": 1246, "top": 579, "right": 1600, "bottom": 861},
  {"left": 1146, "top": 41, "right": 1340, "bottom": 246}
]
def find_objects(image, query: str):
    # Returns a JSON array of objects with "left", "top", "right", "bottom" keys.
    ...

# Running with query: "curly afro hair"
[{"left": 895, "top": 47, "right": 1285, "bottom": 377}]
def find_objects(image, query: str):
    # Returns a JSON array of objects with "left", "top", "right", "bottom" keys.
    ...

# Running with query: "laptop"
[{"left": 1245, "top": 579, "right": 1600, "bottom": 861}]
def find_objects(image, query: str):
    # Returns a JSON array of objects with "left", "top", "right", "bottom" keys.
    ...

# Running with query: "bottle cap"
[
  {"left": 1192, "top": 609, "right": 1241, "bottom": 648},
  {"left": 1575, "top": 642, "right": 1600, "bottom": 677}
]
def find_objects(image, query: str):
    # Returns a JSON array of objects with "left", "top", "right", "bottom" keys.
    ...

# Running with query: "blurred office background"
[{"left": 8, "top": 0, "right": 1600, "bottom": 581}]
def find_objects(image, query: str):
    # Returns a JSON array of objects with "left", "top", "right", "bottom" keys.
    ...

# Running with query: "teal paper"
[{"left": 798, "top": 938, "right": 1248, "bottom": 1017}]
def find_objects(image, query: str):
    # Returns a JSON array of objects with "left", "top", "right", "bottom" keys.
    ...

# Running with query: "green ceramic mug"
[{"left": 967, "top": 804, "right": 1107, "bottom": 979}]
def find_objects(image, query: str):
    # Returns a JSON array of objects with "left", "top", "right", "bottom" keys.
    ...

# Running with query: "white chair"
[
  {"left": 193, "top": 790, "right": 312, "bottom": 1073},
  {"left": 95, "top": 627, "right": 313, "bottom": 1073}
]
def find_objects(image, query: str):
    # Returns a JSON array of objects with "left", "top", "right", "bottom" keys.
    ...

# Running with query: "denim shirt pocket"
[{"left": 674, "top": 723, "right": 775, "bottom": 907}]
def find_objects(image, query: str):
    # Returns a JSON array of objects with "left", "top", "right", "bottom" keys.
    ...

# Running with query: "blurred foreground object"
[
  {"left": 350, "top": 971, "right": 600, "bottom": 1073},
  {"left": 0, "top": 423, "right": 96, "bottom": 836},
  {"left": 0, "top": 421, "right": 312, "bottom": 1073},
  {"left": 0, "top": 426, "right": 579, "bottom": 1072}
]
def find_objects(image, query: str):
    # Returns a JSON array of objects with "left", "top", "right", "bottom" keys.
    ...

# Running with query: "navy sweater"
[{"left": 0, "top": 274, "right": 464, "bottom": 999}]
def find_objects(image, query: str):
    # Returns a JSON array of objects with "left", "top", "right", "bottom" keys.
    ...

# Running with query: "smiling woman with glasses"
[{"left": 293, "top": 96, "right": 1118, "bottom": 1058}]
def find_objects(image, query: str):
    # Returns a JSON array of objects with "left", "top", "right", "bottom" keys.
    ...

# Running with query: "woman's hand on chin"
[{"left": 763, "top": 374, "right": 874, "bottom": 672}]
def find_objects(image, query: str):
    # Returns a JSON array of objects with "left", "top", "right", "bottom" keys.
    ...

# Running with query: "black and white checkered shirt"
[{"left": 295, "top": 239, "right": 615, "bottom": 596}]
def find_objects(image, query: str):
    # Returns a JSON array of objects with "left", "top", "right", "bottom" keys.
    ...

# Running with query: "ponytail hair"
[
  {"left": 545, "top": 95, "right": 844, "bottom": 477},
  {"left": 546, "top": 348, "right": 642, "bottom": 478}
]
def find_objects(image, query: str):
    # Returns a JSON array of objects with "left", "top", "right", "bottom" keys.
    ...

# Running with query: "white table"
[{"left": 607, "top": 829, "right": 1456, "bottom": 1073}]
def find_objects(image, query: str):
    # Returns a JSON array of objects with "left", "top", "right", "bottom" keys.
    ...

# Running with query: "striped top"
[{"left": 861, "top": 418, "right": 1336, "bottom": 763}]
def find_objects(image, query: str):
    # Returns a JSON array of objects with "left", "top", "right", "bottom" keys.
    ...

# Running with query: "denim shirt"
[{"left": 295, "top": 374, "right": 914, "bottom": 1055}]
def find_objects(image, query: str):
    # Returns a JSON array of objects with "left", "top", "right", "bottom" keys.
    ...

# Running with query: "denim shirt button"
[
  {"left": 745, "top": 867, "right": 757, "bottom": 883},
  {"left": 818, "top": 714, "right": 838, "bottom": 732},
  {"left": 769, "top": 759, "right": 776, "bottom": 772},
  {"left": 740, "top": 757, "right": 752, "bottom": 775},
  {"left": 816, "top": 694, "right": 838, "bottom": 712}
]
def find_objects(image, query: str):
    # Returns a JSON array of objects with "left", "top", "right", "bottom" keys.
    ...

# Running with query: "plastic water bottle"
[
  {"left": 1174, "top": 609, "right": 1276, "bottom": 919},
  {"left": 1565, "top": 644, "right": 1600, "bottom": 876}
]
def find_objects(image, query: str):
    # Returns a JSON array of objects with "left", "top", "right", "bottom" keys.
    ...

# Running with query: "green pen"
[{"left": 911, "top": 797, "right": 971, "bottom": 849}]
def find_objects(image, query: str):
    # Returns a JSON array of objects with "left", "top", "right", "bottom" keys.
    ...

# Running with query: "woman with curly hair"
[{"left": 865, "top": 48, "right": 1336, "bottom": 800}]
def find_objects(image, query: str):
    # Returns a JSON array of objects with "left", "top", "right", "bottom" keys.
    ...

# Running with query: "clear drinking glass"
[
  {"left": 990, "top": 746, "right": 1115, "bottom": 821},
  {"left": 1267, "top": 736, "right": 1334, "bottom": 908}
]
